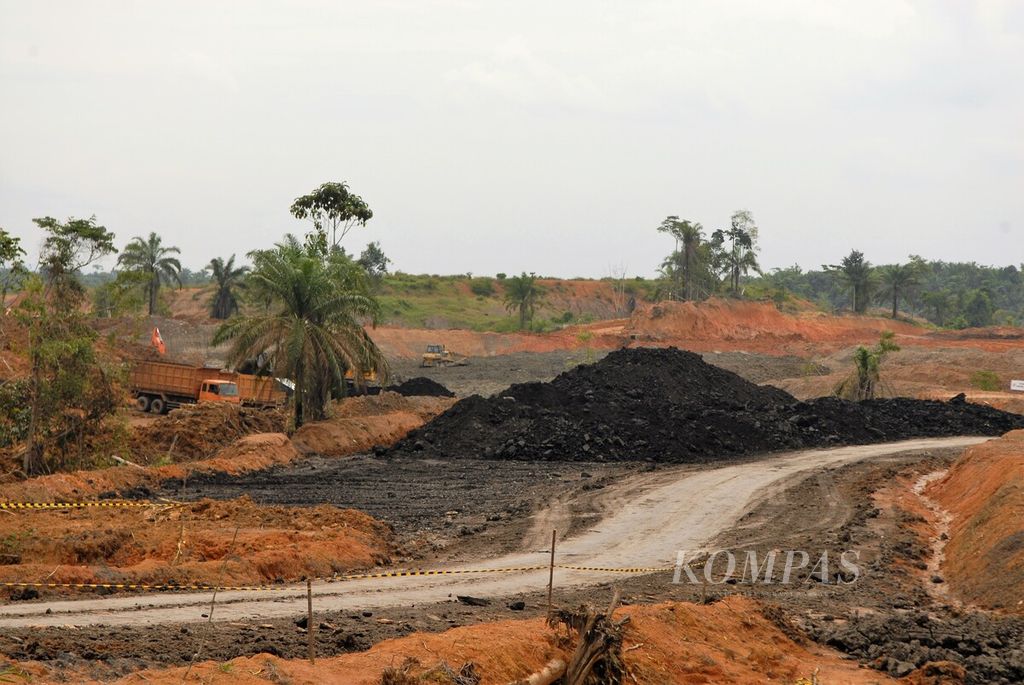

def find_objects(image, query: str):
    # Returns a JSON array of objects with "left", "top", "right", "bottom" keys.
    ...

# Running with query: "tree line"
[
  {"left": 757, "top": 255, "right": 1023, "bottom": 327},
  {"left": 653, "top": 213, "right": 1023, "bottom": 327}
]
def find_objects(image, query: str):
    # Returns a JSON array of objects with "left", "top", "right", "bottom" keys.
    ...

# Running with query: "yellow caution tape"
[
  {"left": 332, "top": 566, "right": 549, "bottom": 580},
  {"left": 0, "top": 500, "right": 154, "bottom": 510},
  {"left": 0, "top": 566, "right": 552, "bottom": 594},
  {"left": 1, "top": 581, "right": 292, "bottom": 592},
  {"left": 557, "top": 565, "right": 671, "bottom": 574}
]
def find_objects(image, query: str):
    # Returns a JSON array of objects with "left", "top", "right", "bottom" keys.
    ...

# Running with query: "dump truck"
[
  {"left": 421, "top": 344, "right": 469, "bottom": 368},
  {"left": 130, "top": 361, "right": 288, "bottom": 414},
  {"left": 234, "top": 373, "right": 291, "bottom": 408}
]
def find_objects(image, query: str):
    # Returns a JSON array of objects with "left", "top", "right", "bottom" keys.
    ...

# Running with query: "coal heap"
[
  {"left": 390, "top": 348, "right": 1024, "bottom": 462},
  {"left": 386, "top": 377, "right": 456, "bottom": 398}
]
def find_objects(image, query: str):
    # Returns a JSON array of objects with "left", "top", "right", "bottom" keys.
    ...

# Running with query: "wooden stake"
[
  {"left": 166, "top": 433, "right": 179, "bottom": 461},
  {"left": 547, "top": 530, "right": 557, "bottom": 620},
  {"left": 307, "top": 579, "right": 315, "bottom": 665},
  {"left": 181, "top": 525, "right": 240, "bottom": 683}
]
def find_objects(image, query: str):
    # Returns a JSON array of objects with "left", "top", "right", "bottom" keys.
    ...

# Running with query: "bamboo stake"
[
  {"left": 547, "top": 530, "right": 557, "bottom": 620},
  {"left": 306, "top": 579, "right": 315, "bottom": 665}
]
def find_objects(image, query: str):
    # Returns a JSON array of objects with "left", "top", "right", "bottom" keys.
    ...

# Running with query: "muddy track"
[{"left": 0, "top": 437, "right": 986, "bottom": 630}]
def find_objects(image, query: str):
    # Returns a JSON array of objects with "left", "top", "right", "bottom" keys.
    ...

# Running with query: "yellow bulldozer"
[{"left": 421, "top": 344, "right": 469, "bottom": 368}]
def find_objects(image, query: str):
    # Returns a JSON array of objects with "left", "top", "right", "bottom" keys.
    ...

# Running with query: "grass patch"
[{"left": 971, "top": 370, "right": 1001, "bottom": 391}]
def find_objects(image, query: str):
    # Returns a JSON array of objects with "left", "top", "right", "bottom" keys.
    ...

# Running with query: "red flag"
[{"left": 151, "top": 327, "right": 166, "bottom": 356}]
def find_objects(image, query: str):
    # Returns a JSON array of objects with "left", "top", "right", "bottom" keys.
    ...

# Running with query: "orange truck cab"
[{"left": 198, "top": 380, "right": 240, "bottom": 405}]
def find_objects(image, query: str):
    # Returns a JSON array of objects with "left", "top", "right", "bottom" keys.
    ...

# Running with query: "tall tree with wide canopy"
[
  {"left": 825, "top": 250, "right": 874, "bottom": 313},
  {"left": 213, "top": 236, "right": 386, "bottom": 428},
  {"left": 357, "top": 241, "right": 390, "bottom": 280},
  {"left": 711, "top": 210, "right": 761, "bottom": 295},
  {"left": 290, "top": 182, "right": 373, "bottom": 252},
  {"left": 117, "top": 232, "right": 182, "bottom": 315},
  {"left": 208, "top": 254, "right": 248, "bottom": 319},
  {"left": 503, "top": 272, "right": 545, "bottom": 330}
]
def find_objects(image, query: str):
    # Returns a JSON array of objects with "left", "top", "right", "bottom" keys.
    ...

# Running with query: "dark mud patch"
[{"left": 150, "top": 456, "right": 639, "bottom": 561}]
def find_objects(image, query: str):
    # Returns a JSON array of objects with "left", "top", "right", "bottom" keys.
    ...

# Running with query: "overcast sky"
[{"left": 1, "top": 1, "right": 1022, "bottom": 278}]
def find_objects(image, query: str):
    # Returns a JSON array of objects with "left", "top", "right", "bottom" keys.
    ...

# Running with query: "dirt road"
[{"left": 0, "top": 436, "right": 987, "bottom": 628}]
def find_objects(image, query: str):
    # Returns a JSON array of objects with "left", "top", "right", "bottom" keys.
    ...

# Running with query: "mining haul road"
[{"left": 0, "top": 436, "right": 987, "bottom": 628}]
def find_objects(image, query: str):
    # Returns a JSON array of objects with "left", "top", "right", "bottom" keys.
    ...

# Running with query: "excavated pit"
[{"left": 390, "top": 347, "right": 1024, "bottom": 462}]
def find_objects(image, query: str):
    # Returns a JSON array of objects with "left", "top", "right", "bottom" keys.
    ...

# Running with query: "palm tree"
[
  {"left": 116, "top": 232, "right": 182, "bottom": 315},
  {"left": 503, "top": 272, "right": 545, "bottom": 329},
  {"left": 678, "top": 223, "right": 706, "bottom": 301},
  {"left": 825, "top": 250, "right": 874, "bottom": 314},
  {"left": 212, "top": 235, "right": 386, "bottom": 428},
  {"left": 878, "top": 263, "right": 921, "bottom": 319},
  {"left": 208, "top": 255, "right": 249, "bottom": 319},
  {"left": 657, "top": 217, "right": 707, "bottom": 301},
  {"left": 834, "top": 331, "right": 900, "bottom": 400}
]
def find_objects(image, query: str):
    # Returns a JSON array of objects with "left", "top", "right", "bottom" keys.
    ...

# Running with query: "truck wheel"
[
  {"left": 136, "top": 395, "right": 151, "bottom": 413},
  {"left": 149, "top": 398, "right": 166, "bottom": 414}
]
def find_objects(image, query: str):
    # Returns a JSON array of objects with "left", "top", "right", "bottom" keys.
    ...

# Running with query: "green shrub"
[
  {"left": 469, "top": 277, "right": 495, "bottom": 297},
  {"left": 971, "top": 370, "right": 1001, "bottom": 391}
]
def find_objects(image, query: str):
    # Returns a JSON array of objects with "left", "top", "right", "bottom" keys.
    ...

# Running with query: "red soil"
[
  {"left": 777, "top": 345, "right": 1024, "bottom": 407},
  {"left": 0, "top": 496, "right": 392, "bottom": 591},
  {"left": 625, "top": 299, "right": 1023, "bottom": 355},
  {"left": 927, "top": 431, "right": 1024, "bottom": 614},
  {"left": 291, "top": 393, "right": 454, "bottom": 457},
  {"left": 373, "top": 297, "right": 1024, "bottom": 362},
  {"left": 0, "top": 433, "right": 302, "bottom": 504}
]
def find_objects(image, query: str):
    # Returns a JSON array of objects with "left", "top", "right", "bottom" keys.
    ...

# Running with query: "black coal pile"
[
  {"left": 386, "top": 377, "right": 456, "bottom": 398},
  {"left": 390, "top": 348, "right": 1024, "bottom": 462}
]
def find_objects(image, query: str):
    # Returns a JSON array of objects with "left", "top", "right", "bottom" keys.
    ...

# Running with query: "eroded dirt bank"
[{"left": 927, "top": 429, "right": 1024, "bottom": 614}]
